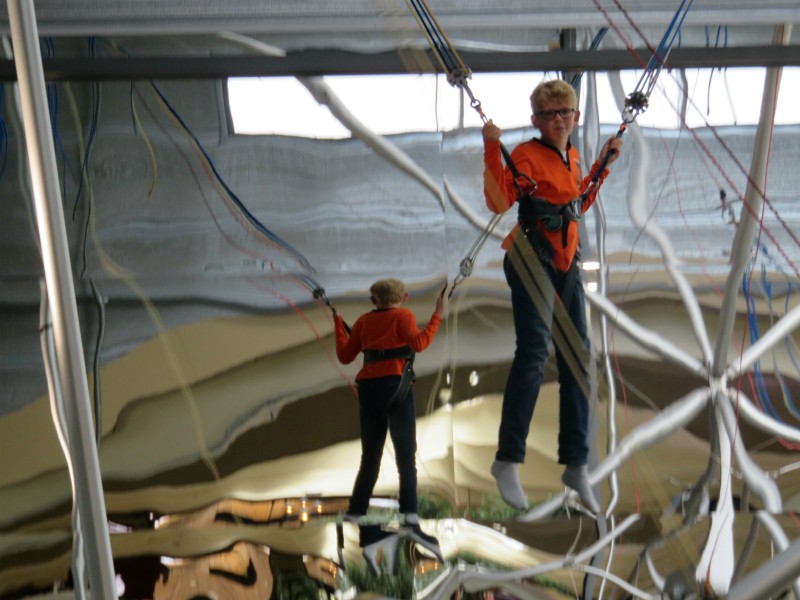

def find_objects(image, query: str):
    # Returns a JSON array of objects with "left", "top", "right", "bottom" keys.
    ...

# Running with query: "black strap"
[
  {"left": 388, "top": 354, "right": 416, "bottom": 405},
  {"left": 362, "top": 346, "right": 417, "bottom": 403},
  {"left": 500, "top": 142, "right": 535, "bottom": 199},
  {"left": 518, "top": 195, "right": 582, "bottom": 247},
  {"left": 363, "top": 346, "right": 413, "bottom": 364}
]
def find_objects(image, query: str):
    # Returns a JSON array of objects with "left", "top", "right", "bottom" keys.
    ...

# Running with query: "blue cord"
[
  {"left": 569, "top": 28, "right": 609, "bottom": 88},
  {"left": 649, "top": 0, "right": 693, "bottom": 73},
  {"left": 148, "top": 81, "right": 314, "bottom": 273},
  {"left": 743, "top": 269, "right": 780, "bottom": 419},
  {"left": 759, "top": 249, "right": 800, "bottom": 419}
]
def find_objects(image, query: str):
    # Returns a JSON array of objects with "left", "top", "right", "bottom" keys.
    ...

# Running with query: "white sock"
[
  {"left": 562, "top": 464, "right": 600, "bottom": 513},
  {"left": 404, "top": 513, "right": 419, "bottom": 525},
  {"left": 490, "top": 460, "right": 529, "bottom": 510}
]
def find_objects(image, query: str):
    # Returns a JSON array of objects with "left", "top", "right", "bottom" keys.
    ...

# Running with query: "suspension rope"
[
  {"left": 409, "top": 0, "right": 694, "bottom": 296},
  {"left": 405, "top": 0, "right": 469, "bottom": 86},
  {"left": 605, "top": 13, "right": 800, "bottom": 272},
  {"left": 405, "top": 0, "right": 535, "bottom": 298},
  {"left": 579, "top": 0, "right": 695, "bottom": 203}
]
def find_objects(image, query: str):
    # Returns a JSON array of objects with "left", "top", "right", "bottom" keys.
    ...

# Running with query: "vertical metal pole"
[
  {"left": 712, "top": 24, "right": 791, "bottom": 376},
  {"left": 6, "top": 1, "right": 118, "bottom": 598}
]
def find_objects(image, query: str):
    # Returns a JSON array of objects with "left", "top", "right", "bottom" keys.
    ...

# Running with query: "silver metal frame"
[{"left": 6, "top": 0, "right": 117, "bottom": 597}]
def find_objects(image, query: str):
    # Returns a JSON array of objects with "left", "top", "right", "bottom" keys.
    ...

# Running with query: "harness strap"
[
  {"left": 388, "top": 354, "right": 417, "bottom": 405},
  {"left": 363, "top": 346, "right": 413, "bottom": 364},
  {"left": 518, "top": 195, "right": 583, "bottom": 247},
  {"left": 361, "top": 346, "right": 417, "bottom": 403},
  {"left": 502, "top": 145, "right": 536, "bottom": 199}
]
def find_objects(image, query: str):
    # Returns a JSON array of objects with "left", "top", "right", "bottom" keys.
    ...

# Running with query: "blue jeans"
[
  {"left": 348, "top": 375, "right": 418, "bottom": 515},
  {"left": 497, "top": 246, "right": 591, "bottom": 466}
]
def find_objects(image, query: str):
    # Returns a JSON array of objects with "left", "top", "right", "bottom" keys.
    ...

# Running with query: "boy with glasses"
[{"left": 482, "top": 79, "right": 623, "bottom": 512}]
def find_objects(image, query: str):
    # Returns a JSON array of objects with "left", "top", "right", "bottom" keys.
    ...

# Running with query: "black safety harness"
[
  {"left": 363, "top": 345, "right": 416, "bottom": 403},
  {"left": 517, "top": 195, "right": 583, "bottom": 249}
]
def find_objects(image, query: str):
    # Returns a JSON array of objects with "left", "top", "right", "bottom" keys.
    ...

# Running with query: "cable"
[
  {"left": 568, "top": 28, "right": 609, "bottom": 88},
  {"left": 147, "top": 78, "right": 352, "bottom": 334},
  {"left": 404, "top": 0, "right": 535, "bottom": 298},
  {"left": 757, "top": 250, "right": 800, "bottom": 421},
  {"left": 63, "top": 81, "right": 223, "bottom": 482},
  {"left": 90, "top": 278, "right": 105, "bottom": 447},
  {"left": 129, "top": 81, "right": 158, "bottom": 197},
  {"left": 148, "top": 81, "right": 315, "bottom": 274},
  {"left": 580, "top": 0, "right": 695, "bottom": 203},
  {"left": 134, "top": 84, "right": 358, "bottom": 397}
]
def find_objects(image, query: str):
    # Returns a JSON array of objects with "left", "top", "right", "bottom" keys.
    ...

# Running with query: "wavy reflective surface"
[{"left": 2, "top": 13, "right": 800, "bottom": 600}]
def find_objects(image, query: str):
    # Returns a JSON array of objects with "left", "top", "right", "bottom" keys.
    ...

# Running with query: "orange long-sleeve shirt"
[
  {"left": 334, "top": 308, "right": 441, "bottom": 382},
  {"left": 484, "top": 137, "right": 608, "bottom": 272}
]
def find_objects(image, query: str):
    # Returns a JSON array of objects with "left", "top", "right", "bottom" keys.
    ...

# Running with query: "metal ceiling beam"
[
  {"left": 0, "top": 45, "right": 798, "bottom": 81},
  {"left": 0, "top": 8, "right": 797, "bottom": 37}
]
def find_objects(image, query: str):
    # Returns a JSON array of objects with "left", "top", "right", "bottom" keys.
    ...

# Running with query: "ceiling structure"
[
  {"left": 1, "top": 1, "right": 800, "bottom": 599},
  {"left": 1, "top": 1, "right": 799, "bottom": 80}
]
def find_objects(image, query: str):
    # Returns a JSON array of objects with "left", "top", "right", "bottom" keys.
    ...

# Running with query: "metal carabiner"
[{"left": 448, "top": 257, "right": 474, "bottom": 298}]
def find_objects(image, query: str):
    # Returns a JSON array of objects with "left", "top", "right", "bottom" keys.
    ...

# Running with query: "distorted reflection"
[{"left": 2, "top": 9, "right": 800, "bottom": 600}]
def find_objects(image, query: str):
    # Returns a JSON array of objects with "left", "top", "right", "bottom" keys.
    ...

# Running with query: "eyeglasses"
[{"left": 536, "top": 108, "right": 576, "bottom": 121}]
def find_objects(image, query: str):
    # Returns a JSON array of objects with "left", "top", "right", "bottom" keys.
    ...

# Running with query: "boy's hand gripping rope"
[{"left": 297, "top": 273, "right": 352, "bottom": 333}]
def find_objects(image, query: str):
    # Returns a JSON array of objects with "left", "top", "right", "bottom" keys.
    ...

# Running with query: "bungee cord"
[
  {"left": 408, "top": 0, "right": 695, "bottom": 299},
  {"left": 448, "top": 212, "right": 502, "bottom": 295},
  {"left": 108, "top": 43, "right": 332, "bottom": 311},
  {"left": 579, "top": 0, "right": 695, "bottom": 203},
  {"left": 146, "top": 73, "right": 350, "bottom": 333},
  {"left": 136, "top": 79, "right": 356, "bottom": 359},
  {"left": 136, "top": 84, "right": 360, "bottom": 405},
  {"left": 148, "top": 81, "right": 315, "bottom": 276},
  {"left": 405, "top": 0, "right": 466, "bottom": 87},
  {"left": 405, "top": 0, "right": 535, "bottom": 299},
  {"left": 402, "top": 4, "right": 708, "bottom": 598},
  {"left": 297, "top": 272, "right": 351, "bottom": 332}
]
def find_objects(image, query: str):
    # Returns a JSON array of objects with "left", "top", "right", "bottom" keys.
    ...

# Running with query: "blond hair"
[
  {"left": 530, "top": 79, "right": 577, "bottom": 114},
  {"left": 370, "top": 278, "right": 406, "bottom": 308}
]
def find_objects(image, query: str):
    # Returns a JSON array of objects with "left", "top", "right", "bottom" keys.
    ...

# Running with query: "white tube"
[
  {"left": 728, "top": 534, "right": 800, "bottom": 600},
  {"left": 520, "top": 389, "right": 710, "bottom": 521},
  {"left": 728, "top": 303, "right": 800, "bottom": 378},
  {"left": 712, "top": 24, "right": 792, "bottom": 376},
  {"left": 715, "top": 392, "right": 782, "bottom": 513},
  {"left": 608, "top": 71, "right": 714, "bottom": 366},
  {"left": 727, "top": 389, "right": 800, "bottom": 444},
  {"left": 585, "top": 290, "right": 706, "bottom": 377},
  {"left": 39, "top": 280, "right": 88, "bottom": 600},
  {"left": 695, "top": 414, "right": 735, "bottom": 596}
]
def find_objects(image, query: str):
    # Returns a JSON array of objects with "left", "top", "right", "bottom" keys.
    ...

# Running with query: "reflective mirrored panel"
[{"left": 2, "top": 3, "right": 800, "bottom": 599}]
